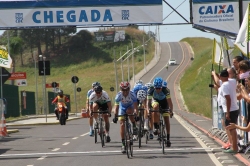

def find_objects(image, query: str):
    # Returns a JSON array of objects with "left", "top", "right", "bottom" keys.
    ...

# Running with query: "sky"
[{"left": 0, "top": 0, "right": 221, "bottom": 42}]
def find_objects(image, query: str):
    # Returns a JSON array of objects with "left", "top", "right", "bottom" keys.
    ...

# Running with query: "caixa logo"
[{"left": 199, "top": 5, "right": 234, "bottom": 15}]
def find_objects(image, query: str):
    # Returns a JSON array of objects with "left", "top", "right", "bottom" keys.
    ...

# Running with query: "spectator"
[{"left": 218, "top": 69, "right": 239, "bottom": 153}]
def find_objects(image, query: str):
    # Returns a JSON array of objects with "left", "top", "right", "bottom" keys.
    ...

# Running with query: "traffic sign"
[
  {"left": 9, "top": 72, "right": 26, "bottom": 80},
  {"left": 77, "top": 87, "right": 81, "bottom": 92},
  {"left": 71, "top": 76, "right": 79, "bottom": 83},
  {"left": 51, "top": 82, "right": 58, "bottom": 88},
  {"left": 110, "top": 87, "right": 114, "bottom": 92},
  {"left": 0, "top": 67, "right": 11, "bottom": 84}
]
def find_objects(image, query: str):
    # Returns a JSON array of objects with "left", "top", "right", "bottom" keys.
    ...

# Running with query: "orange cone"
[{"left": 0, "top": 112, "right": 8, "bottom": 137}]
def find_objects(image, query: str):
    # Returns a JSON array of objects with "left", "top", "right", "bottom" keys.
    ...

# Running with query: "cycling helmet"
[
  {"left": 120, "top": 81, "right": 130, "bottom": 90},
  {"left": 135, "top": 80, "right": 143, "bottom": 85},
  {"left": 162, "top": 81, "right": 167, "bottom": 88},
  {"left": 153, "top": 77, "right": 163, "bottom": 88},
  {"left": 137, "top": 90, "right": 147, "bottom": 101},
  {"left": 92, "top": 82, "right": 101, "bottom": 87},
  {"left": 94, "top": 85, "right": 103, "bottom": 92},
  {"left": 145, "top": 82, "right": 153, "bottom": 89},
  {"left": 58, "top": 89, "right": 63, "bottom": 95}
]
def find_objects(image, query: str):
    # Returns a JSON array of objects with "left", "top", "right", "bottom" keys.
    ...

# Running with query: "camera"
[{"left": 209, "top": 84, "right": 214, "bottom": 88}]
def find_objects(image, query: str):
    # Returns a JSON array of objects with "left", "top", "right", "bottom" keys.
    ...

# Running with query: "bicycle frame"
[
  {"left": 92, "top": 110, "right": 109, "bottom": 147},
  {"left": 117, "top": 113, "right": 134, "bottom": 158}
]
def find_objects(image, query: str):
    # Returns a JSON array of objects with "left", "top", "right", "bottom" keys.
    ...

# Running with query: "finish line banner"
[{"left": 0, "top": 0, "right": 162, "bottom": 29}]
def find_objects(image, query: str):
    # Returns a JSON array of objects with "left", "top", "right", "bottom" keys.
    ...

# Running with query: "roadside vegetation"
[{"left": 0, "top": 27, "right": 155, "bottom": 116}]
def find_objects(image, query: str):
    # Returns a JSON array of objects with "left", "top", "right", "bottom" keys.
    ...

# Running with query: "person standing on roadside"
[{"left": 218, "top": 69, "right": 239, "bottom": 153}]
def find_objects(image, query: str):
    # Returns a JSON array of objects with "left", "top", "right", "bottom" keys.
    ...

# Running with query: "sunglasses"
[
  {"left": 155, "top": 88, "right": 161, "bottom": 90},
  {"left": 122, "top": 89, "right": 129, "bottom": 92},
  {"left": 95, "top": 91, "right": 101, "bottom": 94}
]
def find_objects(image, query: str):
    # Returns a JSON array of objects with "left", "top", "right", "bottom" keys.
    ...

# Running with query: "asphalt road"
[{"left": 0, "top": 42, "right": 246, "bottom": 166}]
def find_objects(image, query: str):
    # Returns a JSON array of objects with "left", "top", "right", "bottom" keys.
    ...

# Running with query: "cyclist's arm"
[
  {"left": 114, "top": 103, "right": 119, "bottom": 116},
  {"left": 133, "top": 101, "right": 138, "bottom": 115},
  {"left": 147, "top": 98, "right": 152, "bottom": 111},
  {"left": 107, "top": 101, "right": 112, "bottom": 114},
  {"left": 86, "top": 99, "right": 90, "bottom": 111},
  {"left": 166, "top": 96, "right": 173, "bottom": 112}
]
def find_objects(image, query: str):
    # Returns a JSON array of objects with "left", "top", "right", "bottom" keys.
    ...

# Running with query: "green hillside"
[{"left": 1, "top": 27, "right": 155, "bottom": 114}]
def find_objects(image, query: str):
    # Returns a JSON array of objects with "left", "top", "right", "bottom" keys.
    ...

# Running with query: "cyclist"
[
  {"left": 147, "top": 77, "right": 173, "bottom": 147},
  {"left": 89, "top": 85, "right": 112, "bottom": 142},
  {"left": 135, "top": 79, "right": 143, "bottom": 85},
  {"left": 145, "top": 82, "right": 154, "bottom": 139},
  {"left": 86, "top": 82, "right": 101, "bottom": 136},
  {"left": 162, "top": 80, "right": 174, "bottom": 118},
  {"left": 113, "top": 81, "right": 139, "bottom": 153},
  {"left": 52, "top": 90, "right": 70, "bottom": 120},
  {"left": 132, "top": 82, "right": 148, "bottom": 133}
]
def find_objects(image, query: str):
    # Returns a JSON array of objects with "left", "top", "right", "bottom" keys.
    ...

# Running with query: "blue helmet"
[
  {"left": 162, "top": 81, "right": 167, "bottom": 88},
  {"left": 153, "top": 77, "right": 163, "bottom": 88}
]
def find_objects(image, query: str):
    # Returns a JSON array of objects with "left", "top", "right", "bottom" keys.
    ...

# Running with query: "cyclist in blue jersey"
[
  {"left": 113, "top": 81, "right": 139, "bottom": 153},
  {"left": 86, "top": 82, "right": 100, "bottom": 136},
  {"left": 132, "top": 82, "right": 148, "bottom": 130},
  {"left": 147, "top": 77, "right": 173, "bottom": 147}
]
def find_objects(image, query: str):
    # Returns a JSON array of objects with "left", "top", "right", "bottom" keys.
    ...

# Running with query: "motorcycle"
[{"left": 57, "top": 102, "right": 67, "bottom": 125}]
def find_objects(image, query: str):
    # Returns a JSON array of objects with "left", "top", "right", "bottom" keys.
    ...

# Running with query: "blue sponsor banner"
[{"left": 0, "top": 0, "right": 162, "bottom": 8}]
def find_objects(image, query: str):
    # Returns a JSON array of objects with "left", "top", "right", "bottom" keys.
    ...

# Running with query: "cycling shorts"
[
  {"left": 118, "top": 103, "right": 134, "bottom": 121},
  {"left": 151, "top": 99, "right": 169, "bottom": 117}
]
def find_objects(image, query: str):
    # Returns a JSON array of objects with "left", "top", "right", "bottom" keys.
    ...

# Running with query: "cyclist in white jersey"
[
  {"left": 89, "top": 85, "right": 112, "bottom": 142},
  {"left": 113, "top": 81, "right": 139, "bottom": 153},
  {"left": 86, "top": 82, "right": 100, "bottom": 136}
]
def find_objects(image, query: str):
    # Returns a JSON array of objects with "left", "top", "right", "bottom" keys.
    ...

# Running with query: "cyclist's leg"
[
  {"left": 101, "top": 103, "right": 111, "bottom": 142},
  {"left": 118, "top": 106, "right": 127, "bottom": 153},
  {"left": 88, "top": 109, "right": 94, "bottom": 136},
  {"left": 126, "top": 106, "right": 137, "bottom": 135},
  {"left": 161, "top": 100, "right": 171, "bottom": 146},
  {"left": 143, "top": 100, "right": 149, "bottom": 130},
  {"left": 93, "top": 103, "right": 99, "bottom": 128},
  {"left": 152, "top": 101, "right": 160, "bottom": 135}
]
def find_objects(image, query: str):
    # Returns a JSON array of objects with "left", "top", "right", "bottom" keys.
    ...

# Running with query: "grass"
[{"left": 5, "top": 27, "right": 155, "bottom": 114}]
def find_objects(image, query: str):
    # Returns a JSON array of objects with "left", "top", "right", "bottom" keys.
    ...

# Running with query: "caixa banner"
[
  {"left": 94, "top": 30, "right": 125, "bottom": 42},
  {"left": 192, "top": 0, "right": 250, "bottom": 37},
  {"left": 0, "top": 0, "right": 162, "bottom": 29}
]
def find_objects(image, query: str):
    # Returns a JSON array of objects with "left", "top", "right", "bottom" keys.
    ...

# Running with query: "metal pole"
[
  {"left": 74, "top": 83, "right": 77, "bottom": 116},
  {"left": 120, "top": 51, "right": 124, "bottom": 82},
  {"left": 34, "top": 52, "right": 38, "bottom": 115},
  {"left": 113, "top": 50, "right": 118, "bottom": 94},
  {"left": 143, "top": 36, "right": 146, "bottom": 73},
  {"left": 131, "top": 41, "right": 135, "bottom": 84},
  {"left": 43, "top": 57, "right": 47, "bottom": 122},
  {"left": 127, "top": 46, "right": 130, "bottom": 82}
]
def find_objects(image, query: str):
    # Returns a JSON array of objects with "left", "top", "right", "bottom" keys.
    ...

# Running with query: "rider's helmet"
[
  {"left": 162, "top": 81, "right": 167, "bottom": 88},
  {"left": 137, "top": 90, "right": 147, "bottom": 102},
  {"left": 135, "top": 80, "right": 143, "bottom": 85},
  {"left": 92, "top": 82, "right": 101, "bottom": 87},
  {"left": 145, "top": 82, "right": 153, "bottom": 89},
  {"left": 94, "top": 85, "right": 103, "bottom": 93},
  {"left": 58, "top": 89, "right": 63, "bottom": 96},
  {"left": 141, "top": 85, "right": 148, "bottom": 92},
  {"left": 153, "top": 77, "right": 163, "bottom": 88},
  {"left": 120, "top": 81, "right": 130, "bottom": 90}
]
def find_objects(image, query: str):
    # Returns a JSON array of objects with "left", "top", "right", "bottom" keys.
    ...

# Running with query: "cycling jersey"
[
  {"left": 89, "top": 90, "right": 110, "bottom": 105},
  {"left": 147, "top": 87, "right": 170, "bottom": 101},
  {"left": 87, "top": 89, "right": 94, "bottom": 99},
  {"left": 115, "top": 91, "right": 137, "bottom": 115}
]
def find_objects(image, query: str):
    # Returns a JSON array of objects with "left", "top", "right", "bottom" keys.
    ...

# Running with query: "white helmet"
[
  {"left": 137, "top": 90, "right": 147, "bottom": 101},
  {"left": 145, "top": 82, "right": 153, "bottom": 89},
  {"left": 136, "top": 80, "right": 143, "bottom": 85}
]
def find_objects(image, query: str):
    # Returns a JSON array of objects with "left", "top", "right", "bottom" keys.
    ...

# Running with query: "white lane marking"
[
  {"left": 62, "top": 142, "right": 70, "bottom": 145},
  {"left": 72, "top": 137, "right": 78, "bottom": 140},
  {"left": 81, "top": 132, "right": 89, "bottom": 137},
  {"left": 27, "top": 165, "right": 33, "bottom": 166},
  {"left": 52, "top": 148, "right": 60, "bottom": 152},
  {"left": 37, "top": 156, "right": 47, "bottom": 160},
  {"left": 175, "top": 114, "right": 222, "bottom": 166},
  {"left": 0, "top": 147, "right": 219, "bottom": 157},
  {"left": 150, "top": 42, "right": 171, "bottom": 83}
]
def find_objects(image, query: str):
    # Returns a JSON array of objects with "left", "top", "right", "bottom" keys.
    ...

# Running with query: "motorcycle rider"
[{"left": 52, "top": 90, "right": 70, "bottom": 120}]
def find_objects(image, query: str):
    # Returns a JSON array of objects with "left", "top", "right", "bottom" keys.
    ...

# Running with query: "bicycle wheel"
[
  {"left": 138, "top": 111, "right": 142, "bottom": 148},
  {"left": 124, "top": 121, "right": 130, "bottom": 158},
  {"left": 100, "top": 119, "right": 105, "bottom": 147},
  {"left": 145, "top": 131, "right": 149, "bottom": 144},
  {"left": 129, "top": 130, "right": 133, "bottom": 157},
  {"left": 94, "top": 128, "right": 98, "bottom": 143},
  {"left": 160, "top": 121, "right": 165, "bottom": 154}
]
